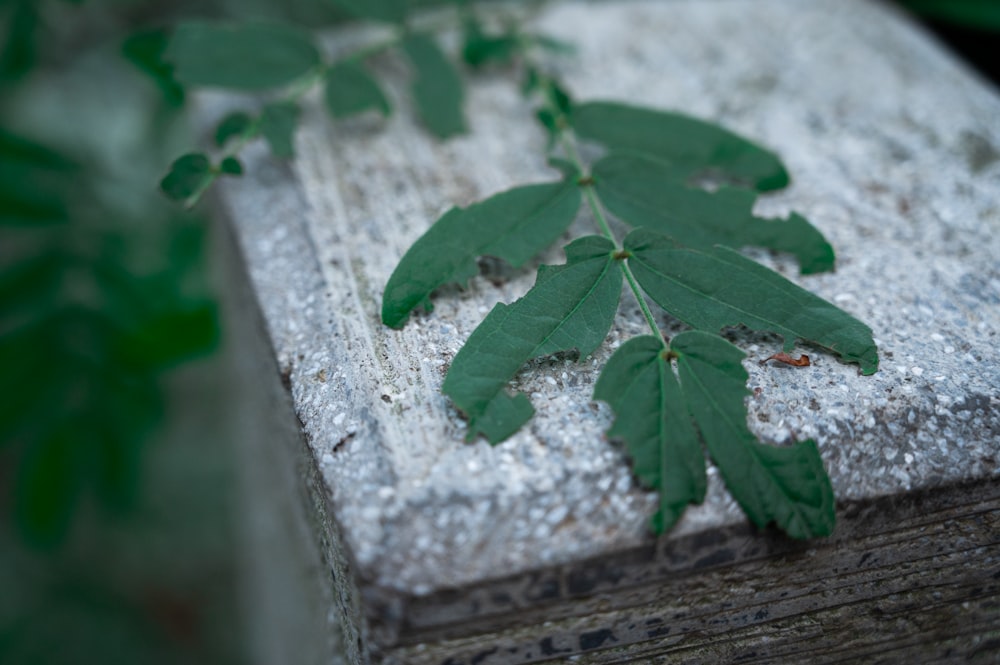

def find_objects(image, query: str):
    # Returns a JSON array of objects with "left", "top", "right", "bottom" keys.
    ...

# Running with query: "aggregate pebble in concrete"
[{"left": 214, "top": 0, "right": 1000, "bottom": 608}]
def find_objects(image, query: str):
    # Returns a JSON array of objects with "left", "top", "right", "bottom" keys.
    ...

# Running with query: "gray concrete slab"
[{"left": 211, "top": 0, "right": 1000, "bottom": 661}]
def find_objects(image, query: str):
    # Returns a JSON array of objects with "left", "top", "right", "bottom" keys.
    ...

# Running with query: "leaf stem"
[
  {"left": 579, "top": 163, "right": 615, "bottom": 240},
  {"left": 552, "top": 110, "right": 667, "bottom": 347},
  {"left": 621, "top": 258, "right": 668, "bottom": 347},
  {"left": 581, "top": 176, "right": 666, "bottom": 346}
]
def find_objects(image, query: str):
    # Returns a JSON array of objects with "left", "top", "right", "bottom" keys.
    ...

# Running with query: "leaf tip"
[{"left": 756, "top": 165, "right": 791, "bottom": 192}]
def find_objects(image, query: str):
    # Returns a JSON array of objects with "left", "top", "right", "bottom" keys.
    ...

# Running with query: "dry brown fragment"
[{"left": 760, "top": 352, "right": 811, "bottom": 367}]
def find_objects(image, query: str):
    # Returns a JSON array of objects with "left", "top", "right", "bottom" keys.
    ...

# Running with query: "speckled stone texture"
[{"left": 211, "top": 0, "right": 1000, "bottom": 662}]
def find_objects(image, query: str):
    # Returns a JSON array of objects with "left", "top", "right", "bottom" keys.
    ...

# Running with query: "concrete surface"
[{"left": 211, "top": 0, "right": 1000, "bottom": 661}]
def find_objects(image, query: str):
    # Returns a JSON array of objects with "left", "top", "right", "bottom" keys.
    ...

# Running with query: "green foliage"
[
  {"left": 402, "top": 33, "right": 467, "bottom": 138},
  {"left": 0, "top": 127, "right": 76, "bottom": 226},
  {"left": 595, "top": 332, "right": 836, "bottom": 538},
  {"left": 592, "top": 152, "right": 834, "bottom": 274},
  {"left": 160, "top": 152, "right": 244, "bottom": 203},
  {"left": 157, "top": 0, "right": 879, "bottom": 539},
  {"left": 1, "top": 129, "right": 219, "bottom": 547},
  {"left": 442, "top": 236, "right": 622, "bottom": 443},
  {"left": 219, "top": 155, "right": 243, "bottom": 175},
  {"left": 572, "top": 101, "right": 791, "bottom": 191},
  {"left": 215, "top": 111, "right": 253, "bottom": 146},
  {"left": 159, "top": 152, "right": 212, "bottom": 200},
  {"left": 165, "top": 21, "right": 320, "bottom": 90},
  {"left": 121, "top": 28, "right": 185, "bottom": 107},
  {"left": 260, "top": 101, "right": 301, "bottom": 157},
  {"left": 0, "top": 0, "right": 38, "bottom": 81},
  {"left": 670, "top": 332, "right": 835, "bottom": 538},
  {"left": 157, "top": 9, "right": 473, "bottom": 202},
  {"left": 624, "top": 228, "right": 878, "bottom": 374},
  {"left": 592, "top": 336, "right": 706, "bottom": 534},
  {"left": 462, "top": 16, "right": 520, "bottom": 68},
  {"left": 375, "top": 7, "right": 877, "bottom": 537},
  {"left": 382, "top": 178, "right": 582, "bottom": 328},
  {"left": 324, "top": 61, "right": 391, "bottom": 118}
]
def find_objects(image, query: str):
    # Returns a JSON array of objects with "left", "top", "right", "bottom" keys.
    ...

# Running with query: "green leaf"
[
  {"left": 159, "top": 153, "right": 211, "bottom": 201},
  {"left": 593, "top": 152, "right": 834, "bottom": 274},
  {"left": 165, "top": 21, "right": 319, "bottom": 90},
  {"left": 0, "top": 321, "right": 59, "bottom": 446},
  {"left": 625, "top": 228, "right": 878, "bottom": 374},
  {"left": 323, "top": 60, "right": 390, "bottom": 119},
  {"left": 0, "top": 129, "right": 76, "bottom": 226},
  {"left": 402, "top": 33, "right": 466, "bottom": 139},
  {"left": 0, "top": 0, "right": 38, "bottom": 82},
  {"left": 594, "top": 335, "right": 706, "bottom": 533},
  {"left": 260, "top": 101, "right": 301, "bottom": 158},
  {"left": 572, "top": 101, "right": 790, "bottom": 191},
  {"left": 214, "top": 111, "right": 252, "bottom": 147},
  {"left": 462, "top": 18, "right": 519, "bottom": 68},
  {"left": 382, "top": 178, "right": 582, "bottom": 328},
  {"left": 0, "top": 251, "right": 63, "bottom": 322},
  {"left": 219, "top": 157, "right": 242, "bottom": 175},
  {"left": 547, "top": 79, "right": 573, "bottom": 117},
  {"left": 329, "top": 0, "right": 407, "bottom": 23},
  {"left": 116, "top": 303, "right": 220, "bottom": 370},
  {"left": 15, "top": 423, "right": 85, "bottom": 548},
  {"left": 443, "top": 236, "right": 621, "bottom": 443},
  {"left": 671, "top": 331, "right": 836, "bottom": 538},
  {"left": 122, "top": 27, "right": 185, "bottom": 106}
]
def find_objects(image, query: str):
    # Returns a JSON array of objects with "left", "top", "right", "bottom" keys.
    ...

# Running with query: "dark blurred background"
[{"left": 0, "top": 1, "right": 996, "bottom": 663}]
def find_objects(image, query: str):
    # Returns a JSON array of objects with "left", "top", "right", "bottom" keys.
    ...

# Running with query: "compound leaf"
[
  {"left": 671, "top": 331, "right": 835, "bottom": 538},
  {"left": 443, "top": 236, "right": 621, "bottom": 443},
  {"left": 324, "top": 60, "right": 391, "bottom": 119},
  {"left": 572, "top": 101, "right": 790, "bottom": 191},
  {"left": 402, "top": 33, "right": 466, "bottom": 138},
  {"left": 330, "top": 0, "right": 407, "bottom": 23},
  {"left": 593, "top": 152, "right": 834, "bottom": 274},
  {"left": 260, "top": 101, "right": 301, "bottom": 157},
  {"left": 594, "top": 335, "right": 706, "bottom": 533},
  {"left": 625, "top": 228, "right": 878, "bottom": 374},
  {"left": 382, "top": 178, "right": 582, "bottom": 328},
  {"left": 165, "top": 21, "right": 319, "bottom": 90}
]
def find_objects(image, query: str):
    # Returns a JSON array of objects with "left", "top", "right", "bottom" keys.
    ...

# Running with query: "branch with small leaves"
[
  {"left": 157, "top": 0, "right": 563, "bottom": 207},
  {"left": 159, "top": 0, "right": 879, "bottom": 540}
]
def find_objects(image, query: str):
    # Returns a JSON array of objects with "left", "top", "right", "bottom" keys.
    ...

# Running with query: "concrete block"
[{"left": 212, "top": 0, "right": 1000, "bottom": 661}]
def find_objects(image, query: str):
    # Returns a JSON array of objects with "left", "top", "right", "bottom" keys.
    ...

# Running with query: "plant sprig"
[
  {"left": 381, "top": 7, "right": 877, "bottom": 538},
  {"left": 158, "top": 0, "right": 879, "bottom": 539},
  {"left": 156, "top": 1, "right": 556, "bottom": 206}
]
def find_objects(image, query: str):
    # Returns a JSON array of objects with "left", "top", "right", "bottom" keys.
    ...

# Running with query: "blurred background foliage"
[
  {"left": 0, "top": 1, "right": 348, "bottom": 663},
  {"left": 0, "top": 0, "right": 997, "bottom": 663}
]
